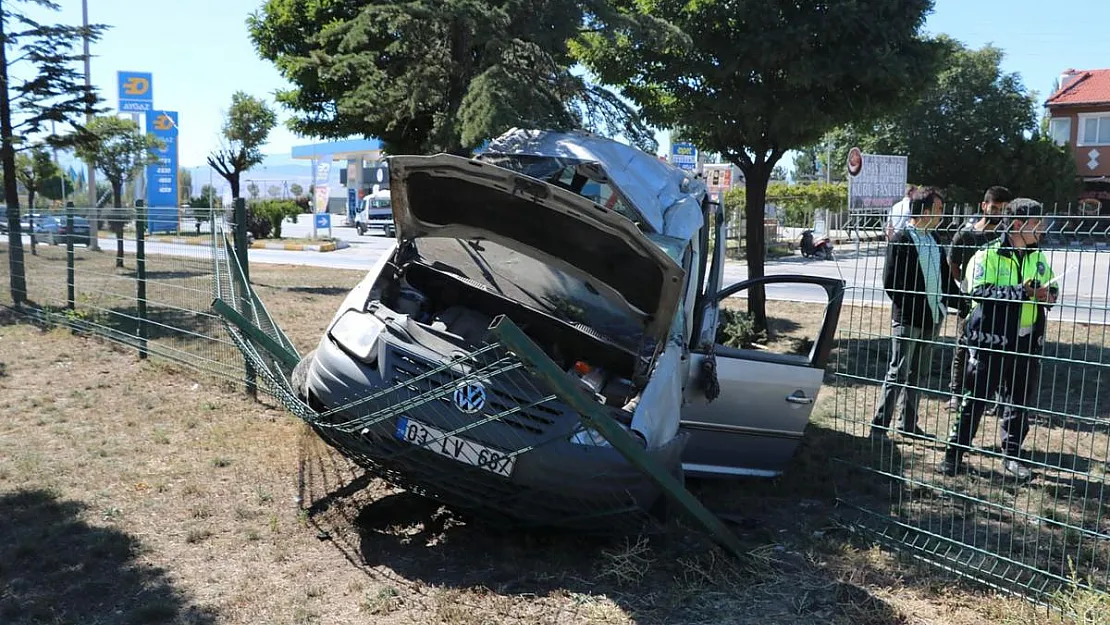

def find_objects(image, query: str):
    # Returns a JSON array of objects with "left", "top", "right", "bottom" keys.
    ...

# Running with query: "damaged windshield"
[
  {"left": 413, "top": 237, "right": 650, "bottom": 352},
  {"left": 476, "top": 154, "right": 645, "bottom": 229}
]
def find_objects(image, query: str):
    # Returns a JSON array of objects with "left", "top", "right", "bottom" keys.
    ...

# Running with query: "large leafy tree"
[
  {"left": 827, "top": 38, "right": 1078, "bottom": 206},
  {"left": 574, "top": 0, "right": 939, "bottom": 331},
  {"left": 247, "top": 0, "right": 664, "bottom": 155},
  {"left": 73, "top": 116, "right": 161, "bottom": 268},
  {"left": 206, "top": 91, "right": 277, "bottom": 200},
  {"left": 1, "top": 0, "right": 106, "bottom": 303}
]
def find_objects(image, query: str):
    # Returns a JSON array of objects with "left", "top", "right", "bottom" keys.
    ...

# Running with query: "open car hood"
[{"left": 389, "top": 154, "right": 686, "bottom": 341}]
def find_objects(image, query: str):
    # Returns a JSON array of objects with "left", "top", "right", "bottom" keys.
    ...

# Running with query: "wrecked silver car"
[{"left": 291, "top": 129, "right": 844, "bottom": 528}]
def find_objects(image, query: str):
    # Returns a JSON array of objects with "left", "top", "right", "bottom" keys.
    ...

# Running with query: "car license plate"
[{"left": 394, "top": 417, "right": 516, "bottom": 478}]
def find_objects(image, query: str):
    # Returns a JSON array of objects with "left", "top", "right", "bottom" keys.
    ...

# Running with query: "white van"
[{"left": 354, "top": 189, "right": 396, "bottom": 237}]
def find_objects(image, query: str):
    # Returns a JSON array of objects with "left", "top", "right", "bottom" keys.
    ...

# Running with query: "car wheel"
[{"left": 356, "top": 223, "right": 366, "bottom": 236}]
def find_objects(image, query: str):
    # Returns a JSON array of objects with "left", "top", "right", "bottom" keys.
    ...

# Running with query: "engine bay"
[{"left": 372, "top": 259, "right": 645, "bottom": 409}]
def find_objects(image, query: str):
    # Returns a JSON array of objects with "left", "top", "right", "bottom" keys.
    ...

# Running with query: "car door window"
[{"left": 678, "top": 275, "right": 845, "bottom": 478}]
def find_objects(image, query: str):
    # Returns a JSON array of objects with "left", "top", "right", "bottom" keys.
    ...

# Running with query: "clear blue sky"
[{"left": 34, "top": 0, "right": 1110, "bottom": 168}]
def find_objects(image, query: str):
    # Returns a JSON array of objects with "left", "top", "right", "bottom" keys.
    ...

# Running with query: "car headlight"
[{"left": 328, "top": 309, "right": 384, "bottom": 364}]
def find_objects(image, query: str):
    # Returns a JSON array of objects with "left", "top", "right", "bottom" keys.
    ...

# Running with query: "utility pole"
[
  {"left": 82, "top": 0, "right": 100, "bottom": 250},
  {"left": 825, "top": 141, "right": 832, "bottom": 185}
]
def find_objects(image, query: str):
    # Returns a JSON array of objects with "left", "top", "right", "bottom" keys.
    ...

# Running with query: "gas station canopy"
[{"left": 290, "top": 138, "right": 382, "bottom": 162}]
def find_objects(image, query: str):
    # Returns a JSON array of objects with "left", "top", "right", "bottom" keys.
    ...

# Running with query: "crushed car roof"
[{"left": 482, "top": 128, "right": 707, "bottom": 242}]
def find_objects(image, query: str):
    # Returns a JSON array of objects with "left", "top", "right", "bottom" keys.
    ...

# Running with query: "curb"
[
  {"left": 146, "top": 236, "right": 349, "bottom": 253},
  {"left": 250, "top": 239, "right": 349, "bottom": 252}
]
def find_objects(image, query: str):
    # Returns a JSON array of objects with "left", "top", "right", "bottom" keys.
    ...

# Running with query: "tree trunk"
[
  {"left": 228, "top": 174, "right": 240, "bottom": 203},
  {"left": 112, "top": 182, "right": 124, "bottom": 268},
  {"left": 0, "top": 11, "right": 28, "bottom": 305},
  {"left": 743, "top": 160, "right": 773, "bottom": 334}
]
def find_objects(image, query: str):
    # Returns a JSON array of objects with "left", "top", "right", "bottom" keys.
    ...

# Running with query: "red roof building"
[{"left": 1045, "top": 69, "right": 1110, "bottom": 181}]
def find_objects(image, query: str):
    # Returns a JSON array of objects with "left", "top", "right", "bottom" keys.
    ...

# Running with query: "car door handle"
[{"left": 786, "top": 394, "right": 814, "bottom": 405}]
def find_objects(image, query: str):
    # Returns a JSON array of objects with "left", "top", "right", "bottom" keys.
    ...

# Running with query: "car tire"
[{"left": 356, "top": 223, "right": 366, "bottom": 236}]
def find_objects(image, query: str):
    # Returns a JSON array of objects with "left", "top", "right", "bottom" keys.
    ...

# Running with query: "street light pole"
[{"left": 81, "top": 0, "right": 99, "bottom": 250}]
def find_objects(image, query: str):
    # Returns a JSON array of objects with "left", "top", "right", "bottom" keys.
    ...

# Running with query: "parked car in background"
[
  {"left": 1, "top": 213, "right": 45, "bottom": 235},
  {"left": 34, "top": 215, "right": 91, "bottom": 246}
]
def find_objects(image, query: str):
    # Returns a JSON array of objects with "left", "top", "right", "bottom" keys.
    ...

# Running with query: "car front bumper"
[{"left": 295, "top": 332, "right": 685, "bottom": 530}]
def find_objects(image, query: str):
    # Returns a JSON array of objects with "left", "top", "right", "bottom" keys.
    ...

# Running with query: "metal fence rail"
[
  {"left": 832, "top": 204, "right": 1110, "bottom": 604},
  {"left": 0, "top": 204, "right": 247, "bottom": 383}
]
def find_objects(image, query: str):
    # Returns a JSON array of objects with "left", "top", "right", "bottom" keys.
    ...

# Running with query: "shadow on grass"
[
  {"left": 298, "top": 426, "right": 911, "bottom": 624},
  {"left": 0, "top": 489, "right": 215, "bottom": 625},
  {"left": 121, "top": 269, "right": 210, "bottom": 281},
  {"left": 253, "top": 283, "right": 351, "bottom": 297}
]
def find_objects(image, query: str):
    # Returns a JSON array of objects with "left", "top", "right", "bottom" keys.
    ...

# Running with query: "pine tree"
[{"left": 1, "top": 0, "right": 107, "bottom": 304}]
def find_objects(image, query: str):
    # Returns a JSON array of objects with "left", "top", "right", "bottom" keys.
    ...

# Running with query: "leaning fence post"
[
  {"left": 233, "top": 197, "right": 257, "bottom": 397},
  {"left": 135, "top": 200, "right": 148, "bottom": 360}
]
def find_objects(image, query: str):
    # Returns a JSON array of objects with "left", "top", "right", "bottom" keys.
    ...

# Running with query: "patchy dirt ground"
[{"left": 0, "top": 261, "right": 1094, "bottom": 624}]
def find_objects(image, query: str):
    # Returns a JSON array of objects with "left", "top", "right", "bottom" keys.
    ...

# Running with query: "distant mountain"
[{"left": 181, "top": 152, "right": 327, "bottom": 200}]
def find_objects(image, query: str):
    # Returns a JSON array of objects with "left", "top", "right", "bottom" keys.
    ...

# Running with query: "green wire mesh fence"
[
  {"left": 7, "top": 196, "right": 1110, "bottom": 606},
  {"left": 0, "top": 205, "right": 246, "bottom": 382},
  {"left": 832, "top": 204, "right": 1110, "bottom": 603}
]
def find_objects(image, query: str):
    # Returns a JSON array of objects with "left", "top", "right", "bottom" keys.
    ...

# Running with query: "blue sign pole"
[{"left": 145, "top": 111, "right": 179, "bottom": 233}]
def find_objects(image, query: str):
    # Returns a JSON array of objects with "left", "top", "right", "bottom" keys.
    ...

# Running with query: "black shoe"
[
  {"left": 868, "top": 426, "right": 889, "bottom": 441},
  {"left": 946, "top": 397, "right": 960, "bottom": 412},
  {"left": 938, "top": 455, "right": 965, "bottom": 476},
  {"left": 1002, "top": 458, "right": 1032, "bottom": 480},
  {"left": 899, "top": 424, "right": 934, "bottom": 440}
]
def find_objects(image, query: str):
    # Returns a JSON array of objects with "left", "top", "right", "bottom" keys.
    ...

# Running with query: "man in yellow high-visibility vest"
[{"left": 939, "top": 198, "right": 1057, "bottom": 479}]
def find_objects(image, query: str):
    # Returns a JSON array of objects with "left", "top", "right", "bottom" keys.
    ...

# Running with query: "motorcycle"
[{"left": 799, "top": 229, "right": 834, "bottom": 260}]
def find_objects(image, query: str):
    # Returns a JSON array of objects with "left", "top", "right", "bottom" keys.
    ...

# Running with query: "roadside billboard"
[
  {"left": 118, "top": 71, "right": 153, "bottom": 112},
  {"left": 703, "top": 163, "right": 739, "bottom": 203},
  {"left": 847, "top": 150, "right": 908, "bottom": 214},
  {"left": 313, "top": 158, "right": 332, "bottom": 214},
  {"left": 671, "top": 142, "right": 698, "bottom": 172},
  {"left": 144, "top": 110, "right": 179, "bottom": 233}
]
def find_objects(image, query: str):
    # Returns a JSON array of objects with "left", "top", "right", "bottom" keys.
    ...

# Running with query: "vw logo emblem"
[{"left": 453, "top": 380, "right": 486, "bottom": 414}]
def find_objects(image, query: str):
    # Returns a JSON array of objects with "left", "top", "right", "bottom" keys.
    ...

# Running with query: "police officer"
[{"left": 939, "top": 198, "right": 1057, "bottom": 479}]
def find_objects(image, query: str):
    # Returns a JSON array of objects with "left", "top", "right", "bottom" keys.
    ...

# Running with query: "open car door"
[{"left": 680, "top": 275, "right": 845, "bottom": 478}]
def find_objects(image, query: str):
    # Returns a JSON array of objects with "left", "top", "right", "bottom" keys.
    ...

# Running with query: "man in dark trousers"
[
  {"left": 870, "top": 188, "right": 964, "bottom": 440},
  {"left": 939, "top": 198, "right": 1057, "bottom": 479},
  {"left": 946, "top": 186, "right": 1014, "bottom": 411}
]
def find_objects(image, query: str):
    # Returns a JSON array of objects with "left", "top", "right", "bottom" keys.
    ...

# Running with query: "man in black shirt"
[
  {"left": 869, "top": 188, "right": 963, "bottom": 440},
  {"left": 945, "top": 186, "right": 1013, "bottom": 411}
]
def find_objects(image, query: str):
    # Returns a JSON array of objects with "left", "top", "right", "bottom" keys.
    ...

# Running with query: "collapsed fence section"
[{"left": 831, "top": 204, "right": 1110, "bottom": 604}]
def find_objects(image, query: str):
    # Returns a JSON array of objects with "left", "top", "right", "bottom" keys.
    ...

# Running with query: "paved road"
[{"left": 22, "top": 229, "right": 1109, "bottom": 324}]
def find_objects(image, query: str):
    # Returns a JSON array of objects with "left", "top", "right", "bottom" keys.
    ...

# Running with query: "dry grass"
[
  {"left": 0, "top": 247, "right": 1101, "bottom": 623},
  {"left": 722, "top": 295, "right": 1110, "bottom": 604}
]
